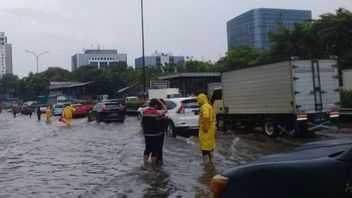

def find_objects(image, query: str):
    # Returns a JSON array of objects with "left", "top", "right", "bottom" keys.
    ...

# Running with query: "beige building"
[
  {"left": 0, "top": 32, "right": 12, "bottom": 78},
  {"left": 5, "top": 43, "right": 12, "bottom": 74}
]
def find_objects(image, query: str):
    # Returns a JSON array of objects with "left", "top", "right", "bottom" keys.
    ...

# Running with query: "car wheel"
[
  {"left": 166, "top": 121, "right": 177, "bottom": 138},
  {"left": 96, "top": 113, "right": 102, "bottom": 123},
  {"left": 216, "top": 116, "right": 227, "bottom": 132},
  {"left": 263, "top": 118, "right": 278, "bottom": 137}
]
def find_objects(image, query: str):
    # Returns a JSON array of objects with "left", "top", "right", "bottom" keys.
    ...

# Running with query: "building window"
[{"left": 100, "top": 62, "right": 108, "bottom": 68}]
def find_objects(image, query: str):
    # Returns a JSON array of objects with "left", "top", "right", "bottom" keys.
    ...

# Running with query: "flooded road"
[{"left": 0, "top": 112, "right": 350, "bottom": 197}]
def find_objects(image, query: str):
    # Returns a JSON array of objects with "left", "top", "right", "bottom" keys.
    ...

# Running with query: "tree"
[
  {"left": 0, "top": 74, "right": 20, "bottom": 97},
  {"left": 216, "top": 46, "right": 265, "bottom": 71},
  {"left": 269, "top": 8, "right": 352, "bottom": 69}
]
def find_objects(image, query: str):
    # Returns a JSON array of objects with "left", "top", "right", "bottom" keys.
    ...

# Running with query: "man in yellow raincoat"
[
  {"left": 46, "top": 105, "right": 52, "bottom": 123},
  {"left": 197, "top": 93, "right": 216, "bottom": 166},
  {"left": 61, "top": 104, "right": 74, "bottom": 127}
]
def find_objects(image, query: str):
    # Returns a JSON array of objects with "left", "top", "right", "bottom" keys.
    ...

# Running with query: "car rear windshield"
[
  {"left": 182, "top": 99, "right": 199, "bottom": 108},
  {"left": 105, "top": 103, "right": 121, "bottom": 108},
  {"left": 165, "top": 101, "right": 176, "bottom": 110}
]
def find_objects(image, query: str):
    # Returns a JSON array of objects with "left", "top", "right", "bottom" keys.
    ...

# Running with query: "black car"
[
  {"left": 20, "top": 105, "right": 34, "bottom": 115},
  {"left": 88, "top": 101, "right": 125, "bottom": 123},
  {"left": 102, "top": 99, "right": 126, "bottom": 113},
  {"left": 211, "top": 139, "right": 352, "bottom": 198}
]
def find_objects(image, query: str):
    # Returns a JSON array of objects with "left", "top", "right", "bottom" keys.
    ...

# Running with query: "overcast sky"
[{"left": 1, "top": 0, "right": 351, "bottom": 78}]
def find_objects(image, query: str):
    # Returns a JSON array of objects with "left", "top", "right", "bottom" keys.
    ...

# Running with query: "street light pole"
[
  {"left": 141, "top": 0, "right": 146, "bottom": 100},
  {"left": 25, "top": 50, "right": 49, "bottom": 73}
]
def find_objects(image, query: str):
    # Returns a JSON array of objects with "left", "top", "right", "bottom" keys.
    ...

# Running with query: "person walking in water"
[
  {"left": 36, "top": 105, "right": 41, "bottom": 121},
  {"left": 141, "top": 98, "right": 168, "bottom": 166},
  {"left": 61, "top": 103, "right": 74, "bottom": 127},
  {"left": 12, "top": 104, "right": 19, "bottom": 118},
  {"left": 157, "top": 99, "right": 167, "bottom": 165},
  {"left": 46, "top": 105, "right": 52, "bottom": 123},
  {"left": 197, "top": 93, "right": 216, "bottom": 167}
]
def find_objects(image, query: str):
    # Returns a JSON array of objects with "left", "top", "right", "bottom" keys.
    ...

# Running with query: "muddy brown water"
[{"left": 0, "top": 112, "right": 349, "bottom": 197}]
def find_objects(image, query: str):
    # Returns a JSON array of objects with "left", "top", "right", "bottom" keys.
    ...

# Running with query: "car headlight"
[{"left": 211, "top": 174, "right": 229, "bottom": 198}]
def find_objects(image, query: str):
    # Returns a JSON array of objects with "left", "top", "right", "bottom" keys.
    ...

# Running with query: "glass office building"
[
  {"left": 135, "top": 52, "right": 184, "bottom": 70},
  {"left": 227, "top": 8, "right": 312, "bottom": 49}
]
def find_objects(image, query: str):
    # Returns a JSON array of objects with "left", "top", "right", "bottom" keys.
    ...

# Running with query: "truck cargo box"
[
  {"left": 215, "top": 59, "right": 340, "bottom": 136},
  {"left": 222, "top": 59, "right": 340, "bottom": 115}
]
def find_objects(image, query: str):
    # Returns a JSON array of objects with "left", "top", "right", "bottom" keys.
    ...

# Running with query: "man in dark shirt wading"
[{"left": 142, "top": 98, "right": 168, "bottom": 166}]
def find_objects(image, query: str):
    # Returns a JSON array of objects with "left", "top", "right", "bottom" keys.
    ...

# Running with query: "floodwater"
[{"left": 0, "top": 112, "right": 349, "bottom": 197}]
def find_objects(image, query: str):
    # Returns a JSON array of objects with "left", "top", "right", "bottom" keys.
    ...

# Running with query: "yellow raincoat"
[
  {"left": 62, "top": 105, "right": 74, "bottom": 119},
  {"left": 46, "top": 106, "right": 52, "bottom": 122},
  {"left": 62, "top": 105, "right": 74, "bottom": 126},
  {"left": 197, "top": 93, "right": 216, "bottom": 151}
]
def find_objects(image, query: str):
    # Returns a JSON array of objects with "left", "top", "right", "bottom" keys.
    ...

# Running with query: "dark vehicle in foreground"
[
  {"left": 211, "top": 139, "right": 352, "bottom": 198},
  {"left": 88, "top": 101, "right": 125, "bottom": 123}
]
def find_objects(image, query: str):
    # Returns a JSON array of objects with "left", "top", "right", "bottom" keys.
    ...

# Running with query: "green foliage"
[
  {"left": 269, "top": 8, "right": 352, "bottom": 69},
  {"left": 216, "top": 46, "right": 267, "bottom": 71},
  {"left": 125, "top": 101, "right": 144, "bottom": 109},
  {"left": 341, "top": 89, "right": 352, "bottom": 108},
  {"left": 0, "top": 74, "right": 20, "bottom": 97}
]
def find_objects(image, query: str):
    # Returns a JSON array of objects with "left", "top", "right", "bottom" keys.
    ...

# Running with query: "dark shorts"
[
  {"left": 144, "top": 135, "right": 161, "bottom": 157},
  {"left": 202, "top": 150, "right": 213, "bottom": 156}
]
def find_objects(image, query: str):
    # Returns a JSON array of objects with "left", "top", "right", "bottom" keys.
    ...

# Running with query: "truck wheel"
[
  {"left": 263, "top": 118, "right": 278, "bottom": 137},
  {"left": 216, "top": 117, "right": 227, "bottom": 132},
  {"left": 166, "top": 121, "right": 177, "bottom": 138}
]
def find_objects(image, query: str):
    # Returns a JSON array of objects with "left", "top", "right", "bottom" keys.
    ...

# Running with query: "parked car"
[
  {"left": 53, "top": 104, "right": 65, "bottom": 116},
  {"left": 137, "top": 101, "right": 150, "bottom": 120},
  {"left": 72, "top": 103, "right": 94, "bottom": 118},
  {"left": 88, "top": 101, "right": 125, "bottom": 123},
  {"left": 211, "top": 139, "right": 352, "bottom": 198},
  {"left": 20, "top": 105, "right": 34, "bottom": 115},
  {"left": 103, "top": 99, "right": 125, "bottom": 113},
  {"left": 164, "top": 97, "right": 200, "bottom": 136},
  {"left": 72, "top": 104, "right": 83, "bottom": 117},
  {"left": 82, "top": 103, "right": 95, "bottom": 113}
]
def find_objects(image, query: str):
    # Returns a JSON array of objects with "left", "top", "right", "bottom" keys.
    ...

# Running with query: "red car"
[{"left": 72, "top": 104, "right": 94, "bottom": 118}]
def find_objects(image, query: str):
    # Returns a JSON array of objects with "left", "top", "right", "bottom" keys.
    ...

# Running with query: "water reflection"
[{"left": 0, "top": 112, "right": 338, "bottom": 197}]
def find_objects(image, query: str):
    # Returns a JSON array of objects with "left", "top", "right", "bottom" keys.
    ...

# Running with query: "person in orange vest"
[
  {"left": 60, "top": 104, "right": 74, "bottom": 127},
  {"left": 46, "top": 105, "right": 52, "bottom": 123}
]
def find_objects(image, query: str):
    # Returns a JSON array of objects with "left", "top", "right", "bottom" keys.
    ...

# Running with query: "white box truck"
[
  {"left": 210, "top": 58, "right": 341, "bottom": 136},
  {"left": 148, "top": 88, "right": 181, "bottom": 99},
  {"left": 342, "top": 69, "right": 352, "bottom": 90}
]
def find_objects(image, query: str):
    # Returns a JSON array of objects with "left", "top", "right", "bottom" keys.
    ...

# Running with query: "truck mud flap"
[
  {"left": 277, "top": 125, "right": 296, "bottom": 136},
  {"left": 306, "top": 120, "right": 336, "bottom": 132}
]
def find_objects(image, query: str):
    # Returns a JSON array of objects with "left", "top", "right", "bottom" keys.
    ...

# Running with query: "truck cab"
[{"left": 210, "top": 87, "right": 225, "bottom": 115}]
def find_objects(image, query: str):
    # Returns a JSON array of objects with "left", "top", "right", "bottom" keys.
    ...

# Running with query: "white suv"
[{"left": 164, "top": 97, "right": 200, "bottom": 136}]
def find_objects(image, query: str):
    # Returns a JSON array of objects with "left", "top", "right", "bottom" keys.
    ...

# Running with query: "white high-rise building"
[{"left": 0, "top": 32, "right": 12, "bottom": 78}]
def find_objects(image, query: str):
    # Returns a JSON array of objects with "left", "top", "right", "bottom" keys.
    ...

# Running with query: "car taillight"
[
  {"left": 330, "top": 111, "right": 339, "bottom": 118},
  {"left": 296, "top": 114, "right": 307, "bottom": 121},
  {"left": 177, "top": 103, "right": 185, "bottom": 114},
  {"left": 211, "top": 174, "right": 229, "bottom": 198},
  {"left": 102, "top": 105, "right": 109, "bottom": 112}
]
